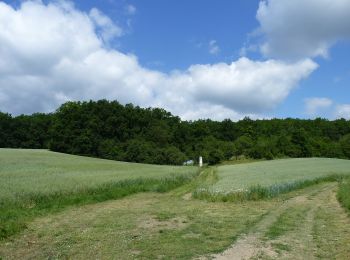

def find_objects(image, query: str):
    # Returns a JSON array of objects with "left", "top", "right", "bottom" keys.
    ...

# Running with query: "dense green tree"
[
  {"left": 1, "top": 100, "right": 350, "bottom": 165},
  {"left": 340, "top": 134, "right": 350, "bottom": 159},
  {"left": 234, "top": 135, "right": 253, "bottom": 157}
]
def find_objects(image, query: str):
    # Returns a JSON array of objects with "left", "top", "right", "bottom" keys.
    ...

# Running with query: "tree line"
[{"left": 1, "top": 100, "right": 350, "bottom": 165}]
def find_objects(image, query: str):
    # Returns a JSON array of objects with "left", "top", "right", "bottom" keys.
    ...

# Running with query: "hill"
[
  {"left": 0, "top": 148, "right": 195, "bottom": 202},
  {"left": 0, "top": 148, "right": 197, "bottom": 239},
  {"left": 213, "top": 158, "right": 350, "bottom": 192}
]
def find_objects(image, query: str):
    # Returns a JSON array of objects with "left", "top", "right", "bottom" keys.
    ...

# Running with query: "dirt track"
[{"left": 210, "top": 183, "right": 350, "bottom": 259}]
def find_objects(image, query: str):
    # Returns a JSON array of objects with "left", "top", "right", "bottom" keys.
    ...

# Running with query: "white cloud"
[
  {"left": 89, "top": 8, "right": 123, "bottom": 42},
  {"left": 256, "top": 0, "right": 350, "bottom": 59},
  {"left": 335, "top": 104, "right": 350, "bottom": 119},
  {"left": 0, "top": 1, "right": 318, "bottom": 120},
  {"left": 209, "top": 40, "right": 220, "bottom": 55},
  {"left": 125, "top": 4, "right": 136, "bottom": 15},
  {"left": 185, "top": 58, "right": 317, "bottom": 113},
  {"left": 304, "top": 97, "right": 333, "bottom": 116}
]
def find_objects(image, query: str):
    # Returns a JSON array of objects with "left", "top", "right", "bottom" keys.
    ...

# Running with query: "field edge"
[{"left": 0, "top": 171, "right": 199, "bottom": 240}]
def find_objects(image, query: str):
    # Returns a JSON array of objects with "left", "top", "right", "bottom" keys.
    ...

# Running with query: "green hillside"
[
  {"left": 0, "top": 149, "right": 197, "bottom": 239},
  {"left": 212, "top": 158, "right": 350, "bottom": 193},
  {"left": 0, "top": 149, "right": 195, "bottom": 201}
]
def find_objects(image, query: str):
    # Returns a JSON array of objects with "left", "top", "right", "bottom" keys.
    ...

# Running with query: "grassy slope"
[
  {"left": 1, "top": 153, "right": 350, "bottom": 259},
  {"left": 0, "top": 149, "right": 197, "bottom": 239},
  {"left": 0, "top": 149, "right": 195, "bottom": 201},
  {"left": 213, "top": 158, "right": 350, "bottom": 192}
]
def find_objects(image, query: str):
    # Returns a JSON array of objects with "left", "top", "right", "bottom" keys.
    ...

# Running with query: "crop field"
[
  {"left": 1, "top": 150, "right": 350, "bottom": 259},
  {"left": 0, "top": 149, "right": 197, "bottom": 239},
  {"left": 212, "top": 158, "right": 350, "bottom": 193},
  {"left": 0, "top": 149, "right": 196, "bottom": 202}
]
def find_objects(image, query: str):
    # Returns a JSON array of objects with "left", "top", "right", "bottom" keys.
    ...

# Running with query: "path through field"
[
  {"left": 1, "top": 182, "right": 350, "bottom": 259},
  {"left": 211, "top": 183, "right": 350, "bottom": 259}
]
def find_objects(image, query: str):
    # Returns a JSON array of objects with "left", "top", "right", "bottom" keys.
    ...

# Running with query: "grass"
[
  {"left": 0, "top": 149, "right": 195, "bottom": 202},
  {"left": 193, "top": 174, "right": 344, "bottom": 202},
  {"left": 213, "top": 158, "right": 350, "bottom": 192},
  {"left": 193, "top": 158, "right": 350, "bottom": 202},
  {"left": 0, "top": 149, "right": 198, "bottom": 239},
  {"left": 1, "top": 182, "right": 349, "bottom": 259},
  {"left": 337, "top": 178, "right": 350, "bottom": 212},
  {"left": 1, "top": 151, "right": 350, "bottom": 259},
  {"left": 312, "top": 204, "right": 350, "bottom": 259},
  {"left": 0, "top": 188, "right": 276, "bottom": 259},
  {"left": 265, "top": 206, "right": 308, "bottom": 239}
]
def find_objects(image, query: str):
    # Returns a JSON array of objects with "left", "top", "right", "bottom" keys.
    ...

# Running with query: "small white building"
[{"left": 199, "top": 156, "right": 203, "bottom": 167}]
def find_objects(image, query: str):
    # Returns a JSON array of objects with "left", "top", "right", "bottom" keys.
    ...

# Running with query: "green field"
[
  {"left": 212, "top": 158, "right": 350, "bottom": 193},
  {"left": 0, "top": 149, "right": 196, "bottom": 202},
  {"left": 0, "top": 149, "right": 197, "bottom": 239},
  {"left": 1, "top": 150, "right": 350, "bottom": 259}
]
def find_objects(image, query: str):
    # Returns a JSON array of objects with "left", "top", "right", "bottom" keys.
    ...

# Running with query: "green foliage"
[
  {"left": 1, "top": 100, "right": 350, "bottom": 165},
  {"left": 340, "top": 134, "right": 350, "bottom": 159},
  {"left": 337, "top": 178, "right": 350, "bottom": 212}
]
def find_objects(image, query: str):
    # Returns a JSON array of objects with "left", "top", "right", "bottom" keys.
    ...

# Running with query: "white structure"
[
  {"left": 199, "top": 156, "right": 203, "bottom": 167},
  {"left": 183, "top": 160, "right": 194, "bottom": 166}
]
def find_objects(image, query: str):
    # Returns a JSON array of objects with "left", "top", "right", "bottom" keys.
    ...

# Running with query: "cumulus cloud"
[
  {"left": 304, "top": 97, "right": 333, "bottom": 116},
  {"left": 0, "top": 1, "right": 318, "bottom": 120},
  {"left": 185, "top": 58, "right": 317, "bottom": 113},
  {"left": 335, "top": 104, "right": 350, "bottom": 119},
  {"left": 256, "top": 0, "right": 350, "bottom": 59}
]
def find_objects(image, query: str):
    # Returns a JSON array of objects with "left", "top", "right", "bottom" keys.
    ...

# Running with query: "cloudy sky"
[{"left": 0, "top": 0, "right": 349, "bottom": 120}]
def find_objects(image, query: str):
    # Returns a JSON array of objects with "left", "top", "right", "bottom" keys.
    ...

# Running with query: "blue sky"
[{"left": 0, "top": 0, "right": 349, "bottom": 120}]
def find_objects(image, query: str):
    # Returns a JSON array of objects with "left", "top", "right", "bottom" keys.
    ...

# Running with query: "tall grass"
[
  {"left": 337, "top": 178, "right": 350, "bottom": 213},
  {"left": 213, "top": 158, "right": 350, "bottom": 193},
  {"left": 0, "top": 149, "right": 196, "bottom": 201},
  {"left": 0, "top": 172, "right": 198, "bottom": 240},
  {"left": 193, "top": 175, "right": 344, "bottom": 202}
]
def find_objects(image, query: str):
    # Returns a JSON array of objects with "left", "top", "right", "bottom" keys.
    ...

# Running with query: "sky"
[{"left": 0, "top": 0, "right": 349, "bottom": 120}]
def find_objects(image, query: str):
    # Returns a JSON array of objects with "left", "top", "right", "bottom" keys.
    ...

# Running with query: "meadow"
[
  {"left": 0, "top": 149, "right": 197, "bottom": 239},
  {"left": 193, "top": 158, "right": 350, "bottom": 202},
  {"left": 1, "top": 150, "right": 350, "bottom": 259},
  {"left": 0, "top": 149, "right": 196, "bottom": 202},
  {"left": 213, "top": 158, "right": 350, "bottom": 192}
]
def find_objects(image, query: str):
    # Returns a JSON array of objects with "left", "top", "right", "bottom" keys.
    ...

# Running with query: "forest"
[{"left": 1, "top": 99, "right": 350, "bottom": 165}]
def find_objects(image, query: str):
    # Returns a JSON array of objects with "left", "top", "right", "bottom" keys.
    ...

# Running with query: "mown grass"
[
  {"left": 312, "top": 204, "right": 350, "bottom": 259},
  {"left": 265, "top": 206, "right": 308, "bottom": 239},
  {"left": 0, "top": 149, "right": 198, "bottom": 240},
  {"left": 0, "top": 173, "right": 198, "bottom": 240},
  {"left": 0, "top": 187, "right": 275, "bottom": 259}
]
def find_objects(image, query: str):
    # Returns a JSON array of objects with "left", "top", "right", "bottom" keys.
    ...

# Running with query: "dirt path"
[
  {"left": 1, "top": 182, "right": 349, "bottom": 259},
  {"left": 210, "top": 183, "right": 350, "bottom": 260}
]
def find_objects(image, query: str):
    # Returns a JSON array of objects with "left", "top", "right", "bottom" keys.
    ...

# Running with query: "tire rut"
[{"left": 207, "top": 182, "right": 346, "bottom": 260}]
